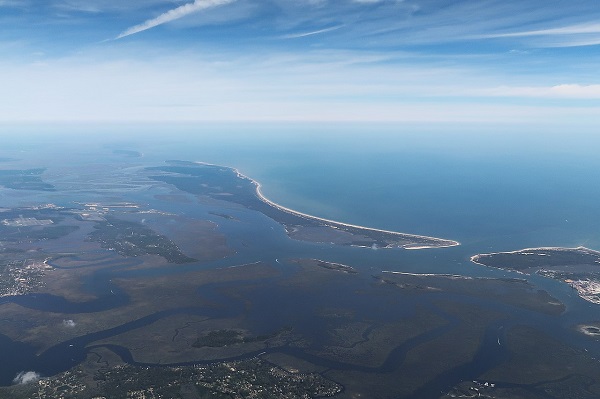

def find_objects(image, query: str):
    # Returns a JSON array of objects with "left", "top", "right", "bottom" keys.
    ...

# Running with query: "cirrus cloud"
[{"left": 116, "top": 0, "right": 235, "bottom": 40}]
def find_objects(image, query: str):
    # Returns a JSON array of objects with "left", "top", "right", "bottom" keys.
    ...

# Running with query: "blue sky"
[{"left": 1, "top": 0, "right": 600, "bottom": 125}]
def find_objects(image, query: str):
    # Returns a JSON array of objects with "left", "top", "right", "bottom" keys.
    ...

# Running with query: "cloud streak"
[
  {"left": 116, "top": 0, "right": 235, "bottom": 40},
  {"left": 282, "top": 25, "right": 344, "bottom": 39},
  {"left": 475, "top": 21, "right": 600, "bottom": 47},
  {"left": 483, "top": 23, "right": 600, "bottom": 38},
  {"left": 483, "top": 84, "right": 600, "bottom": 99}
]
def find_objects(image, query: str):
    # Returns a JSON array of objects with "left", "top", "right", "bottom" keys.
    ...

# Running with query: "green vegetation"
[
  {"left": 193, "top": 329, "right": 245, "bottom": 347},
  {"left": 375, "top": 273, "right": 565, "bottom": 315},
  {"left": 0, "top": 225, "right": 79, "bottom": 242},
  {"left": 0, "top": 168, "right": 55, "bottom": 191},
  {"left": 87, "top": 216, "right": 197, "bottom": 264},
  {"left": 193, "top": 328, "right": 293, "bottom": 348},
  {"left": 473, "top": 247, "right": 600, "bottom": 272},
  {"left": 0, "top": 207, "right": 78, "bottom": 243},
  {"left": 147, "top": 162, "right": 458, "bottom": 249},
  {"left": 473, "top": 247, "right": 600, "bottom": 304},
  {"left": 315, "top": 260, "right": 357, "bottom": 274},
  {"left": 1, "top": 358, "right": 342, "bottom": 399},
  {"left": 209, "top": 212, "right": 239, "bottom": 221},
  {"left": 480, "top": 326, "right": 600, "bottom": 399}
]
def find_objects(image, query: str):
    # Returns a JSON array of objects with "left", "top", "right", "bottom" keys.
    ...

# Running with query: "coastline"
[
  {"left": 470, "top": 246, "right": 600, "bottom": 305},
  {"left": 470, "top": 246, "right": 600, "bottom": 266},
  {"left": 193, "top": 161, "right": 460, "bottom": 249},
  {"left": 382, "top": 271, "right": 472, "bottom": 279}
]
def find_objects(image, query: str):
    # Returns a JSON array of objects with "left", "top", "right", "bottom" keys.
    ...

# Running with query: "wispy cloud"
[
  {"left": 116, "top": 0, "right": 235, "bottom": 40},
  {"left": 474, "top": 21, "right": 600, "bottom": 47},
  {"left": 483, "top": 23, "right": 600, "bottom": 38},
  {"left": 482, "top": 84, "right": 600, "bottom": 99},
  {"left": 0, "top": 0, "right": 30, "bottom": 8},
  {"left": 54, "top": 2, "right": 102, "bottom": 13},
  {"left": 282, "top": 25, "right": 344, "bottom": 39}
]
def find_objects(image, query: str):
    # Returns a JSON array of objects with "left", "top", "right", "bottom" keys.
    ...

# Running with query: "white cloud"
[
  {"left": 53, "top": 1, "right": 103, "bottom": 13},
  {"left": 13, "top": 371, "right": 41, "bottom": 385},
  {"left": 282, "top": 25, "right": 344, "bottom": 39},
  {"left": 482, "top": 84, "right": 600, "bottom": 99},
  {"left": 63, "top": 319, "right": 76, "bottom": 327},
  {"left": 484, "top": 23, "right": 600, "bottom": 38},
  {"left": 476, "top": 22, "right": 600, "bottom": 47},
  {"left": 116, "top": 0, "right": 235, "bottom": 39},
  {"left": 0, "top": 47, "right": 598, "bottom": 125}
]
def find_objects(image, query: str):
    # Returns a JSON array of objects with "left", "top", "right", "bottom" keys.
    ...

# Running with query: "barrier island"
[{"left": 147, "top": 161, "right": 459, "bottom": 250}]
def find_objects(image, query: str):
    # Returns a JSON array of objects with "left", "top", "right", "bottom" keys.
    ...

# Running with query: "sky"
[{"left": 1, "top": 0, "right": 600, "bottom": 125}]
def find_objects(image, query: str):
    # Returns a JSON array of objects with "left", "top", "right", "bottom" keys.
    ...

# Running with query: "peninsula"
[
  {"left": 472, "top": 246, "right": 600, "bottom": 304},
  {"left": 147, "top": 161, "right": 460, "bottom": 250}
]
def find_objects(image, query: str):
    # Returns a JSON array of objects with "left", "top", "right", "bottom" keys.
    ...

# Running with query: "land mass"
[
  {"left": 290, "top": 258, "right": 358, "bottom": 274},
  {"left": 2, "top": 356, "right": 342, "bottom": 399},
  {"left": 147, "top": 161, "right": 459, "bottom": 250},
  {"left": 0, "top": 168, "right": 55, "bottom": 191},
  {"left": 472, "top": 246, "right": 600, "bottom": 304},
  {"left": 87, "top": 216, "right": 197, "bottom": 264},
  {"left": 375, "top": 271, "right": 564, "bottom": 315}
]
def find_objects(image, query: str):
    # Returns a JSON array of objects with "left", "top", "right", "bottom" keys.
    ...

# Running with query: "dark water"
[{"left": 1, "top": 124, "right": 600, "bottom": 396}]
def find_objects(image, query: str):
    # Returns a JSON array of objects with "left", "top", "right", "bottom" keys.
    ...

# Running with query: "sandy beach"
[{"left": 192, "top": 161, "right": 460, "bottom": 249}]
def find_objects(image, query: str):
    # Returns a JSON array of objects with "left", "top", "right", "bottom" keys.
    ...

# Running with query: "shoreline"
[
  {"left": 470, "top": 246, "right": 600, "bottom": 266},
  {"left": 382, "top": 271, "right": 472, "bottom": 279},
  {"left": 193, "top": 161, "right": 460, "bottom": 249}
]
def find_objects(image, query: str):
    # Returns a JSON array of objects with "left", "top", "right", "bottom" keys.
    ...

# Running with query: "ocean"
[{"left": 124, "top": 122, "right": 600, "bottom": 252}]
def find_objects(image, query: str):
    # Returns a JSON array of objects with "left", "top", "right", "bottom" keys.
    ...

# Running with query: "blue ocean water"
[{"left": 139, "top": 123, "right": 600, "bottom": 254}]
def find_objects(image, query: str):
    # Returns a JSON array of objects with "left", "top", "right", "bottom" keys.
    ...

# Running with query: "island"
[
  {"left": 87, "top": 216, "right": 197, "bottom": 264},
  {"left": 289, "top": 258, "right": 358, "bottom": 274},
  {"left": 0, "top": 168, "right": 55, "bottom": 191},
  {"left": 147, "top": 161, "right": 459, "bottom": 250},
  {"left": 472, "top": 246, "right": 600, "bottom": 304}
]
